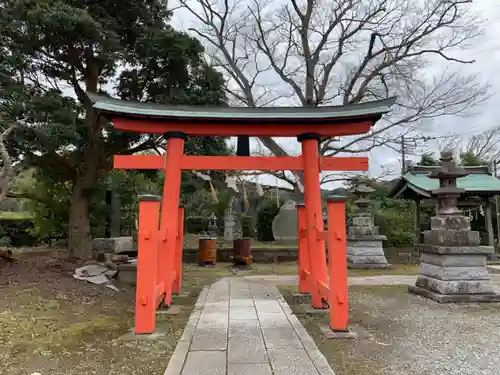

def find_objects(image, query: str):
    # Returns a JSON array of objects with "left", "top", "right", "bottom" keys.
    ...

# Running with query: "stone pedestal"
[
  {"left": 347, "top": 216, "right": 389, "bottom": 269},
  {"left": 409, "top": 216, "right": 500, "bottom": 302}
]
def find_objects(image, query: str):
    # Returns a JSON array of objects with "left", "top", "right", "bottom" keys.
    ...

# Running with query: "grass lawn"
[{"left": 0, "top": 250, "right": 299, "bottom": 375}]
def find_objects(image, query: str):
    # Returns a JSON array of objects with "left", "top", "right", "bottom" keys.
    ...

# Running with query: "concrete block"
[
  {"left": 319, "top": 324, "right": 373, "bottom": 339},
  {"left": 92, "top": 236, "right": 133, "bottom": 254},
  {"left": 119, "top": 330, "right": 166, "bottom": 341}
]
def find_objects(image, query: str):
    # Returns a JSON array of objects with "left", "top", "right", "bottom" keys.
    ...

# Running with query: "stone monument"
[
  {"left": 223, "top": 204, "right": 236, "bottom": 242},
  {"left": 347, "top": 184, "right": 389, "bottom": 268},
  {"left": 409, "top": 151, "right": 500, "bottom": 302},
  {"left": 272, "top": 200, "right": 298, "bottom": 241}
]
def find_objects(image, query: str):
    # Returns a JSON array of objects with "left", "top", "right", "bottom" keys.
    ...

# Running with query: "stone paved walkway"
[{"left": 164, "top": 277, "right": 334, "bottom": 375}]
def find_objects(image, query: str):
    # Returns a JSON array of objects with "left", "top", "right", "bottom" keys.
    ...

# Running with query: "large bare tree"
[{"left": 178, "top": 0, "right": 490, "bottom": 186}]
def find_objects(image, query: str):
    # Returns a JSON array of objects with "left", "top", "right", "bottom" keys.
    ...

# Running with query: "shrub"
[
  {"left": 241, "top": 215, "right": 255, "bottom": 238},
  {"left": 185, "top": 216, "right": 207, "bottom": 234},
  {"left": 0, "top": 215, "right": 38, "bottom": 247},
  {"left": 256, "top": 199, "right": 282, "bottom": 241}
]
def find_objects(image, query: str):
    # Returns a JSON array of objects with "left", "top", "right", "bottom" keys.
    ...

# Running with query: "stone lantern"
[
  {"left": 207, "top": 213, "right": 218, "bottom": 238},
  {"left": 409, "top": 151, "right": 500, "bottom": 302},
  {"left": 346, "top": 183, "right": 389, "bottom": 268},
  {"left": 352, "top": 184, "right": 375, "bottom": 216},
  {"left": 428, "top": 151, "right": 468, "bottom": 217}
]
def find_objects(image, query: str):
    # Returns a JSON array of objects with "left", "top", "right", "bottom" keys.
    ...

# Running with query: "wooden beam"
[
  {"left": 112, "top": 118, "right": 373, "bottom": 137},
  {"left": 113, "top": 155, "right": 369, "bottom": 172}
]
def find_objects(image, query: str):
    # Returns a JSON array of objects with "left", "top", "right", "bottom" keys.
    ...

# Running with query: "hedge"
[
  {"left": 0, "top": 215, "right": 38, "bottom": 247},
  {"left": 185, "top": 216, "right": 207, "bottom": 234}
]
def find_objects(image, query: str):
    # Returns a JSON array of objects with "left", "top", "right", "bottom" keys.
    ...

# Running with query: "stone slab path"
[{"left": 164, "top": 277, "right": 334, "bottom": 375}]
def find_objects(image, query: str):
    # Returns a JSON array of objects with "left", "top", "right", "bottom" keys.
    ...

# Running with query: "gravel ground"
[{"left": 280, "top": 276, "right": 500, "bottom": 375}]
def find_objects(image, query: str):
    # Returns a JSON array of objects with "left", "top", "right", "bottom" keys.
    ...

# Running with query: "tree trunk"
[{"left": 68, "top": 182, "right": 92, "bottom": 260}]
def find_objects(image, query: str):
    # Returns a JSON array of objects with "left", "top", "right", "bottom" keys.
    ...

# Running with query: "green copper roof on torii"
[{"left": 88, "top": 93, "right": 397, "bottom": 122}]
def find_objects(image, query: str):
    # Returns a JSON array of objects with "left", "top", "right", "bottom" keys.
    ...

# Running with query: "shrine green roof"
[
  {"left": 389, "top": 166, "right": 500, "bottom": 199},
  {"left": 88, "top": 93, "right": 397, "bottom": 123}
]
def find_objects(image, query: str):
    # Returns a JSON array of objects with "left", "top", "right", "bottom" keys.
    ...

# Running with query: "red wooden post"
[
  {"left": 296, "top": 203, "right": 310, "bottom": 293},
  {"left": 158, "top": 132, "right": 185, "bottom": 307},
  {"left": 298, "top": 133, "right": 328, "bottom": 308},
  {"left": 135, "top": 195, "right": 161, "bottom": 334},
  {"left": 327, "top": 195, "right": 349, "bottom": 331},
  {"left": 173, "top": 205, "right": 185, "bottom": 294}
]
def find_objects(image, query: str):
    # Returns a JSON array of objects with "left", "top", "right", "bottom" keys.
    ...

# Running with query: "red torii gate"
[{"left": 90, "top": 94, "right": 395, "bottom": 335}]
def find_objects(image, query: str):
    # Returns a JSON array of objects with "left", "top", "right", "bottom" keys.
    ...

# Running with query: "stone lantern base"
[
  {"left": 409, "top": 216, "right": 500, "bottom": 303},
  {"left": 347, "top": 216, "right": 389, "bottom": 269},
  {"left": 347, "top": 236, "right": 390, "bottom": 268}
]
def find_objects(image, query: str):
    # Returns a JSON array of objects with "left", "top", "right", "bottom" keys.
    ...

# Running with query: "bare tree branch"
[{"left": 179, "top": 0, "right": 490, "bottom": 188}]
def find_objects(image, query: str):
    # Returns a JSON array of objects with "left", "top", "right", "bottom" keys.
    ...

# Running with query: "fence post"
[
  {"left": 326, "top": 195, "right": 349, "bottom": 332},
  {"left": 173, "top": 205, "right": 185, "bottom": 294},
  {"left": 296, "top": 203, "right": 310, "bottom": 293},
  {"left": 135, "top": 194, "right": 161, "bottom": 334}
]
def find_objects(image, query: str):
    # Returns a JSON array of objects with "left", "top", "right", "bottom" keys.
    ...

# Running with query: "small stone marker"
[
  {"left": 409, "top": 152, "right": 500, "bottom": 302},
  {"left": 272, "top": 200, "right": 298, "bottom": 241},
  {"left": 347, "top": 184, "right": 389, "bottom": 268},
  {"left": 224, "top": 206, "right": 235, "bottom": 242}
]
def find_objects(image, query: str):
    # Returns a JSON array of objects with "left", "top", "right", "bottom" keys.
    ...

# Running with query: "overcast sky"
[
  {"left": 62, "top": 0, "right": 497, "bottom": 190},
  {"left": 165, "top": 0, "right": 500, "bottom": 190}
]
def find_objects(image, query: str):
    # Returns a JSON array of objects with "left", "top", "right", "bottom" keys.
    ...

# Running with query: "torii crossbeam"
[{"left": 90, "top": 93, "right": 396, "bottom": 335}]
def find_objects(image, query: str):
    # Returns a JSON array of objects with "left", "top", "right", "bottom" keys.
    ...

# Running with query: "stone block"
[
  {"left": 272, "top": 200, "right": 298, "bottom": 241},
  {"left": 431, "top": 216, "right": 471, "bottom": 231},
  {"left": 228, "top": 319, "right": 261, "bottom": 337},
  {"left": 228, "top": 335, "right": 268, "bottom": 363},
  {"left": 348, "top": 226, "right": 380, "bottom": 236},
  {"left": 190, "top": 327, "right": 228, "bottom": 351},
  {"left": 182, "top": 351, "right": 226, "bottom": 375},
  {"left": 347, "top": 254, "right": 389, "bottom": 265},
  {"left": 423, "top": 229, "right": 480, "bottom": 246},
  {"left": 318, "top": 324, "right": 373, "bottom": 339},
  {"left": 92, "top": 236, "right": 133, "bottom": 254},
  {"left": 351, "top": 216, "right": 373, "bottom": 227},
  {"left": 419, "top": 244, "right": 493, "bottom": 255},
  {"left": 258, "top": 313, "right": 291, "bottom": 329},
  {"left": 409, "top": 285, "right": 500, "bottom": 303},
  {"left": 267, "top": 348, "right": 319, "bottom": 375},
  {"left": 230, "top": 306, "right": 258, "bottom": 320},
  {"left": 228, "top": 364, "right": 273, "bottom": 375},
  {"left": 420, "top": 252, "right": 486, "bottom": 267},
  {"left": 420, "top": 262, "right": 490, "bottom": 281},
  {"left": 347, "top": 239, "right": 386, "bottom": 248},
  {"left": 254, "top": 300, "right": 283, "bottom": 314},
  {"left": 415, "top": 275, "right": 494, "bottom": 294},
  {"left": 261, "top": 328, "right": 303, "bottom": 349}
]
